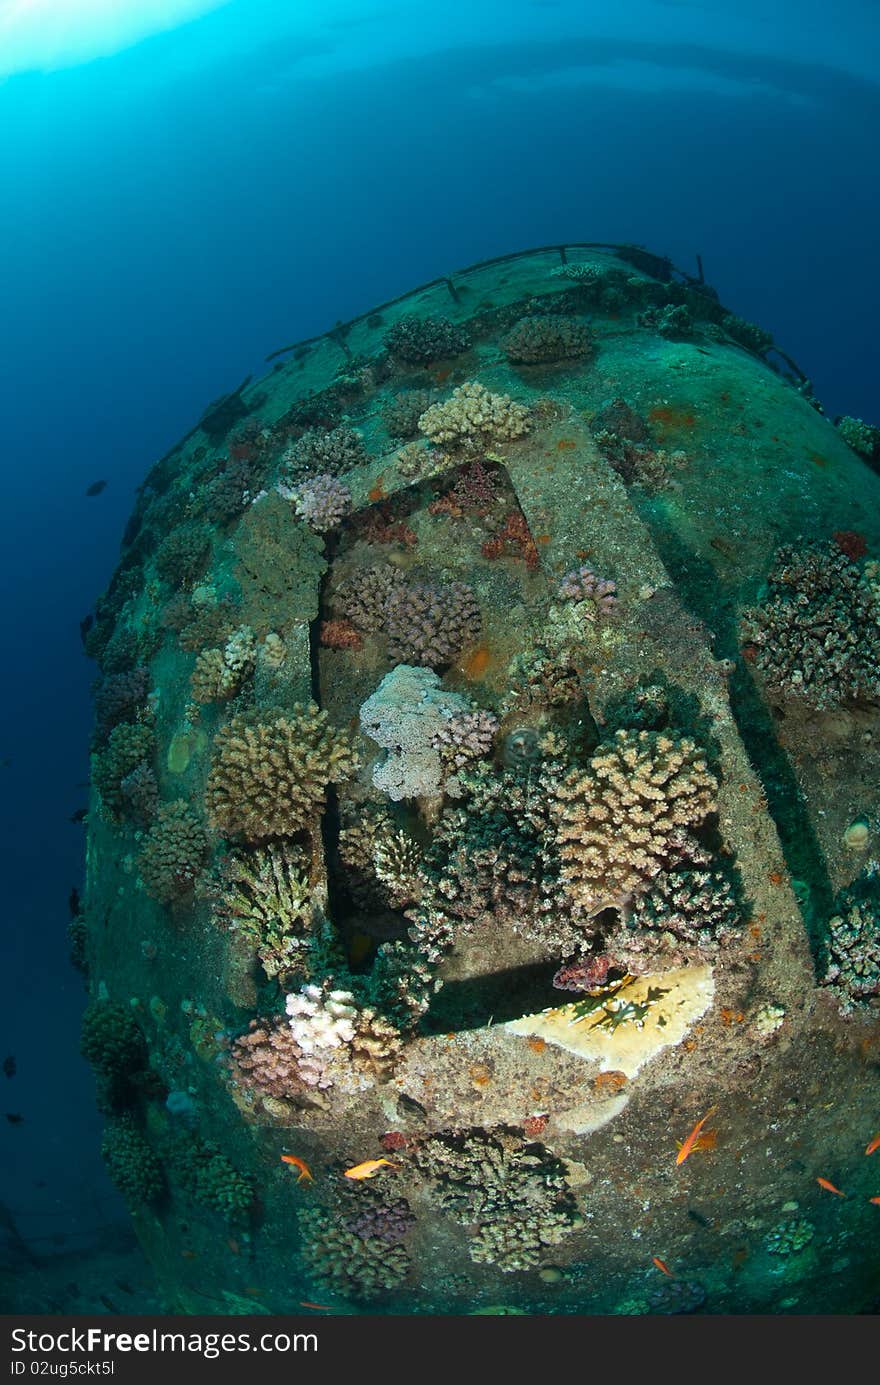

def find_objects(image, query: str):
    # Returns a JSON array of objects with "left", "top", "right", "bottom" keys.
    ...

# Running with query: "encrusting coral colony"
[{"left": 78, "top": 245, "right": 880, "bottom": 1315}]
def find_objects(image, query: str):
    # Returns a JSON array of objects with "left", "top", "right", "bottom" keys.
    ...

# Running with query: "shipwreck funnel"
[{"left": 80, "top": 244, "right": 880, "bottom": 1314}]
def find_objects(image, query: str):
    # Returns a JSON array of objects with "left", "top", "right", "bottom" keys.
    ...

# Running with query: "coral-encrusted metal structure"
[{"left": 82, "top": 245, "right": 880, "bottom": 1314}]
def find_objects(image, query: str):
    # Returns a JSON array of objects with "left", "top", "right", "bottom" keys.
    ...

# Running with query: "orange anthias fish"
[
  {"left": 343, "top": 1158, "right": 400, "bottom": 1181},
  {"left": 675, "top": 1129, "right": 717, "bottom": 1158},
  {"left": 675, "top": 1107, "right": 718, "bottom": 1166},
  {"left": 652, "top": 1257, "right": 674, "bottom": 1277},
  {"left": 816, "top": 1177, "right": 846, "bottom": 1198},
  {"left": 870, "top": 1197, "right": 880, "bottom": 1206},
  {"left": 280, "top": 1155, "right": 313, "bottom": 1183},
  {"left": 865, "top": 1133, "right": 880, "bottom": 1156}
]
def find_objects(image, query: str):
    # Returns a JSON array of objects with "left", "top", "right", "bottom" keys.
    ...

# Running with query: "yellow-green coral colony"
[{"left": 81, "top": 246, "right": 880, "bottom": 1315}]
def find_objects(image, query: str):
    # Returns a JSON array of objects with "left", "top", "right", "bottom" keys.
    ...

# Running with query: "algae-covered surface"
[{"left": 79, "top": 246, "right": 880, "bottom": 1315}]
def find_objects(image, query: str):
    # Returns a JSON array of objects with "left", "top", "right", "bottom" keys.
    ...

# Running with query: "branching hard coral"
[
  {"left": 118, "top": 763, "right": 159, "bottom": 826},
  {"left": 414, "top": 758, "right": 591, "bottom": 958},
  {"left": 299, "top": 1204, "right": 411, "bottom": 1300},
  {"left": 822, "top": 870, "right": 880, "bottom": 1012},
  {"left": 347, "top": 1196, "right": 415, "bottom": 1245},
  {"left": 101, "top": 1116, "right": 165, "bottom": 1205},
  {"left": 504, "top": 645, "right": 582, "bottom": 711},
  {"left": 359, "top": 664, "right": 472, "bottom": 800},
  {"left": 281, "top": 425, "right": 367, "bottom": 480},
  {"left": 215, "top": 839, "right": 313, "bottom": 982},
  {"left": 551, "top": 261, "right": 647, "bottom": 310},
  {"left": 626, "top": 861, "right": 745, "bottom": 945},
  {"left": 154, "top": 521, "right": 212, "bottom": 587},
  {"left": 836, "top": 415, "right": 880, "bottom": 462},
  {"left": 169, "top": 1135, "right": 255, "bottom": 1221},
  {"left": 741, "top": 542, "right": 880, "bottom": 709},
  {"left": 285, "top": 983, "right": 358, "bottom": 1052},
  {"left": 190, "top": 648, "right": 236, "bottom": 704},
  {"left": 228, "top": 1016, "right": 329, "bottom": 1114},
  {"left": 81, "top": 1002, "right": 148, "bottom": 1111},
  {"left": 603, "top": 861, "right": 746, "bottom": 972},
  {"left": 384, "top": 314, "right": 470, "bottom": 364},
  {"left": 373, "top": 828, "right": 424, "bottom": 907},
  {"left": 500, "top": 314, "right": 593, "bottom": 365},
  {"left": 557, "top": 565, "right": 618, "bottom": 618},
  {"left": 431, "top": 708, "right": 499, "bottom": 772},
  {"left": 418, "top": 382, "right": 530, "bottom": 454},
  {"left": 93, "top": 667, "right": 149, "bottom": 744},
  {"left": 638, "top": 303, "right": 693, "bottom": 338},
  {"left": 282, "top": 983, "right": 403, "bottom": 1089},
  {"left": 190, "top": 625, "right": 256, "bottom": 703},
  {"left": 165, "top": 593, "right": 240, "bottom": 655},
  {"left": 385, "top": 579, "right": 481, "bottom": 668},
  {"left": 137, "top": 800, "right": 208, "bottom": 905},
  {"left": 408, "top": 1127, "right": 581, "bottom": 1272},
  {"left": 382, "top": 388, "right": 441, "bottom": 438},
  {"left": 721, "top": 313, "right": 773, "bottom": 355},
  {"left": 551, "top": 730, "right": 718, "bottom": 916},
  {"left": 335, "top": 563, "right": 480, "bottom": 668},
  {"left": 259, "top": 631, "right": 287, "bottom": 670},
  {"left": 92, "top": 721, "right": 156, "bottom": 823},
  {"left": 334, "top": 562, "right": 408, "bottom": 634},
  {"left": 206, "top": 704, "right": 358, "bottom": 843},
  {"left": 337, "top": 804, "right": 422, "bottom": 908},
  {"left": 286, "top": 473, "right": 353, "bottom": 532},
  {"left": 366, "top": 939, "right": 438, "bottom": 1029}
]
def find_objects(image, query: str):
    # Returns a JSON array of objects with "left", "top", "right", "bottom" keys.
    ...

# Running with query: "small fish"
[
  {"left": 652, "top": 1257, "right": 674, "bottom": 1277},
  {"left": 280, "top": 1154, "right": 313, "bottom": 1183},
  {"left": 675, "top": 1107, "right": 717, "bottom": 1166},
  {"left": 300, "top": 1301, "right": 334, "bottom": 1311},
  {"left": 865, "top": 1133, "right": 880, "bottom": 1156},
  {"left": 869, "top": 1197, "right": 880, "bottom": 1206},
  {"left": 816, "top": 1177, "right": 846, "bottom": 1198},
  {"left": 3, "top": 1055, "right": 15, "bottom": 1079},
  {"left": 69, "top": 808, "right": 88, "bottom": 825},
  {"left": 85, "top": 480, "right": 107, "bottom": 497},
  {"left": 5, "top": 1113, "right": 23, "bottom": 1125},
  {"left": 343, "top": 1157, "right": 399, "bottom": 1181}
]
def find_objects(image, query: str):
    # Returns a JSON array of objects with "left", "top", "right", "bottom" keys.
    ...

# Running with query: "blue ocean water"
[{"left": 0, "top": 0, "right": 878, "bottom": 1289}]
